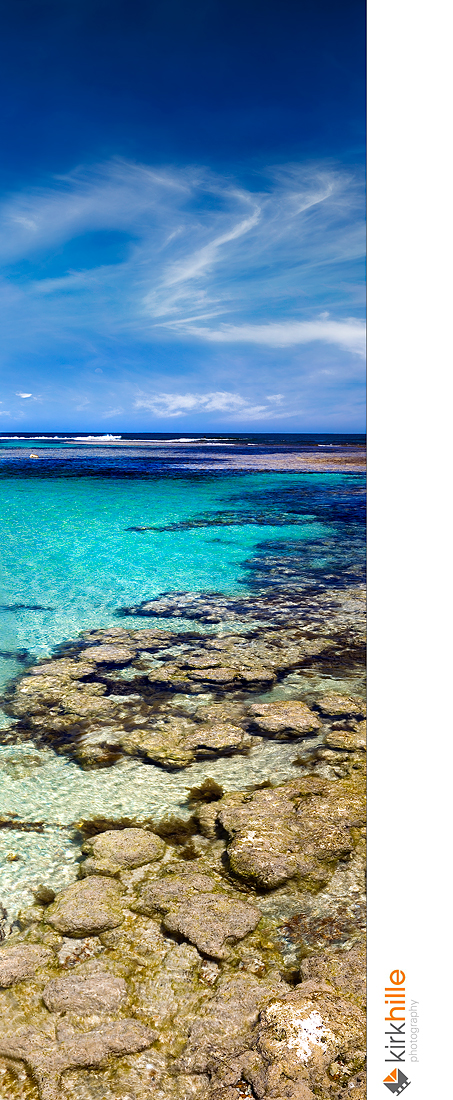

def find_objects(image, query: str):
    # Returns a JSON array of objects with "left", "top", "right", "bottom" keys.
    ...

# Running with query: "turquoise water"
[
  {"left": 0, "top": 472, "right": 330, "bottom": 690},
  {"left": 0, "top": 439, "right": 365, "bottom": 916}
]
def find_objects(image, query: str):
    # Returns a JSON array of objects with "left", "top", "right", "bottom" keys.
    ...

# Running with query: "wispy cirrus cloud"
[
  {"left": 0, "top": 159, "right": 364, "bottom": 337},
  {"left": 176, "top": 319, "right": 366, "bottom": 357},
  {"left": 0, "top": 158, "right": 365, "bottom": 427}
]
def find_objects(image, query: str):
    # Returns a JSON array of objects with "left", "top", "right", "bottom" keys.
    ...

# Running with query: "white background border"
[{"left": 367, "top": 0, "right": 452, "bottom": 1094}]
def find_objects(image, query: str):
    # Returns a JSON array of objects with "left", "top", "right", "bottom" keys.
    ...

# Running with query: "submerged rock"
[
  {"left": 0, "top": 1019, "right": 156, "bottom": 1100},
  {"left": 0, "top": 944, "right": 53, "bottom": 987},
  {"left": 0, "top": 584, "right": 366, "bottom": 1098},
  {"left": 44, "top": 877, "right": 125, "bottom": 936},
  {"left": 324, "top": 725, "right": 366, "bottom": 751},
  {"left": 315, "top": 693, "right": 365, "bottom": 717},
  {"left": 79, "top": 644, "right": 136, "bottom": 665},
  {"left": 180, "top": 972, "right": 290, "bottom": 1073},
  {"left": 42, "top": 971, "right": 127, "bottom": 1014},
  {"left": 135, "top": 871, "right": 261, "bottom": 959},
  {"left": 121, "top": 717, "right": 253, "bottom": 769},
  {"left": 0, "top": 783, "right": 365, "bottom": 1098},
  {"left": 163, "top": 895, "right": 261, "bottom": 959},
  {"left": 216, "top": 775, "right": 365, "bottom": 890},
  {"left": 2, "top": 584, "right": 365, "bottom": 771},
  {"left": 247, "top": 701, "right": 321, "bottom": 737},
  {"left": 80, "top": 827, "right": 165, "bottom": 876}
]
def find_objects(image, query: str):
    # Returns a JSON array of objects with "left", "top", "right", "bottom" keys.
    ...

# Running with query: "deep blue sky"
[{"left": 0, "top": 0, "right": 366, "bottom": 431}]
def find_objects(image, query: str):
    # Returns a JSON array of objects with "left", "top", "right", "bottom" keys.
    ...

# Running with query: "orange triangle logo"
[{"left": 384, "top": 1070, "right": 398, "bottom": 1082}]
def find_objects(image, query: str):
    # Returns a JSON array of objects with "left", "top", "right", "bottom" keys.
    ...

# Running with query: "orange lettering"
[{"left": 389, "top": 970, "right": 406, "bottom": 985}]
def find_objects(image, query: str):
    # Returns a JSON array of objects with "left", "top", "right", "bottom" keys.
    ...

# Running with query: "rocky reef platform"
[{"left": 0, "top": 584, "right": 366, "bottom": 1100}]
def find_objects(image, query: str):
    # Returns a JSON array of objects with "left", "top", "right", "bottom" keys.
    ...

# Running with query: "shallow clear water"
[
  {"left": 0, "top": 435, "right": 365, "bottom": 918},
  {"left": 0, "top": 474, "right": 326, "bottom": 676},
  {"left": 0, "top": 437, "right": 365, "bottom": 689}
]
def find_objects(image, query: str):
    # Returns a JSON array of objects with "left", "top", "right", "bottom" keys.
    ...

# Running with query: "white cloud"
[
  {"left": 0, "top": 160, "right": 190, "bottom": 262},
  {"left": 134, "top": 390, "right": 277, "bottom": 419},
  {"left": 162, "top": 205, "right": 261, "bottom": 290},
  {"left": 178, "top": 319, "right": 366, "bottom": 357},
  {"left": 16, "top": 392, "right": 33, "bottom": 398}
]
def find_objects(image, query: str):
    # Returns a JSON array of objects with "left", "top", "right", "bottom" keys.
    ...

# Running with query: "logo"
[{"left": 383, "top": 1068, "right": 411, "bottom": 1094}]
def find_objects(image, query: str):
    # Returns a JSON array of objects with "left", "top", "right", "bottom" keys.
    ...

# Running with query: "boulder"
[
  {"left": 325, "top": 726, "right": 366, "bottom": 751},
  {"left": 27, "top": 659, "right": 94, "bottom": 679},
  {"left": 137, "top": 873, "right": 215, "bottom": 915},
  {"left": 82, "top": 827, "right": 165, "bottom": 874},
  {"left": 256, "top": 984, "right": 366, "bottom": 1095},
  {"left": 217, "top": 777, "right": 365, "bottom": 890},
  {"left": 136, "top": 872, "right": 260, "bottom": 959},
  {"left": 0, "top": 945, "right": 53, "bottom": 987},
  {"left": 315, "top": 693, "right": 364, "bottom": 717},
  {"left": 163, "top": 895, "right": 261, "bottom": 959},
  {"left": 44, "top": 877, "right": 124, "bottom": 936},
  {"left": 0, "top": 1020, "right": 155, "bottom": 1100},
  {"left": 185, "top": 723, "right": 251, "bottom": 756},
  {"left": 227, "top": 827, "right": 301, "bottom": 890},
  {"left": 247, "top": 701, "right": 321, "bottom": 737},
  {"left": 42, "top": 971, "right": 127, "bottom": 1015},
  {"left": 122, "top": 719, "right": 251, "bottom": 769}
]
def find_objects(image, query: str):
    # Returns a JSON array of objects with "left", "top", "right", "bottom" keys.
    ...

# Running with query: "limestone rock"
[
  {"left": 315, "top": 693, "right": 365, "bottom": 717},
  {"left": 185, "top": 723, "right": 251, "bottom": 755},
  {"left": 180, "top": 973, "right": 289, "bottom": 1073},
  {"left": 130, "top": 941, "right": 211, "bottom": 1040},
  {"left": 324, "top": 727, "right": 366, "bottom": 751},
  {"left": 33, "top": 885, "right": 56, "bottom": 905},
  {"left": 135, "top": 871, "right": 260, "bottom": 959},
  {"left": 81, "top": 644, "right": 136, "bottom": 664},
  {"left": 163, "top": 895, "right": 261, "bottom": 959},
  {"left": 122, "top": 718, "right": 251, "bottom": 769},
  {"left": 44, "top": 877, "right": 125, "bottom": 936},
  {"left": 217, "top": 777, "right": 365, "bottom": 890},
  {"left": 190, "top": 667, "right": 242, "bottom": 684},
  {"left": 137, "top": 872, "right": 216, "bottom": 915},
  {"left": 205, "top": 949, "right": 366, "bottom": 1100},
  {"left": 298, "top": 941, "right": 366, "bottom": 1008},
  {"left": 3, "top": 604, "right": 364, "bottom": 773},
  {"left": 0, "top": 799, "right": 366, "bottom": 1100},
  {"left": 227, "top": 828, "right": 301, "bottom": 890},
  {"left": 0, "top": 1019, "right": 155, "bottom": 1100},
  {"left": 82, "top": 827, "right": 165, "bottom": 875},
  {"left": 0, "top": 944, "right": 53, "bottom": 987},
  {"left": 256, "top": 983, "right": 366, "bottom": 1095},
  {"left": 247, "top": 702, "right": 321, "bottom": 738},
  {"left": 27, "top": 659, "right": 95, "bottom": 679},
  {"left": 42, "top": 971, "right": 127, "bottom": 1015}
]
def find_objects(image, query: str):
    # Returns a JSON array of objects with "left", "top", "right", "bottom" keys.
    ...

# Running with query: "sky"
[{"left": 0, "top": 0, "right": 366, "bottom": 432}]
